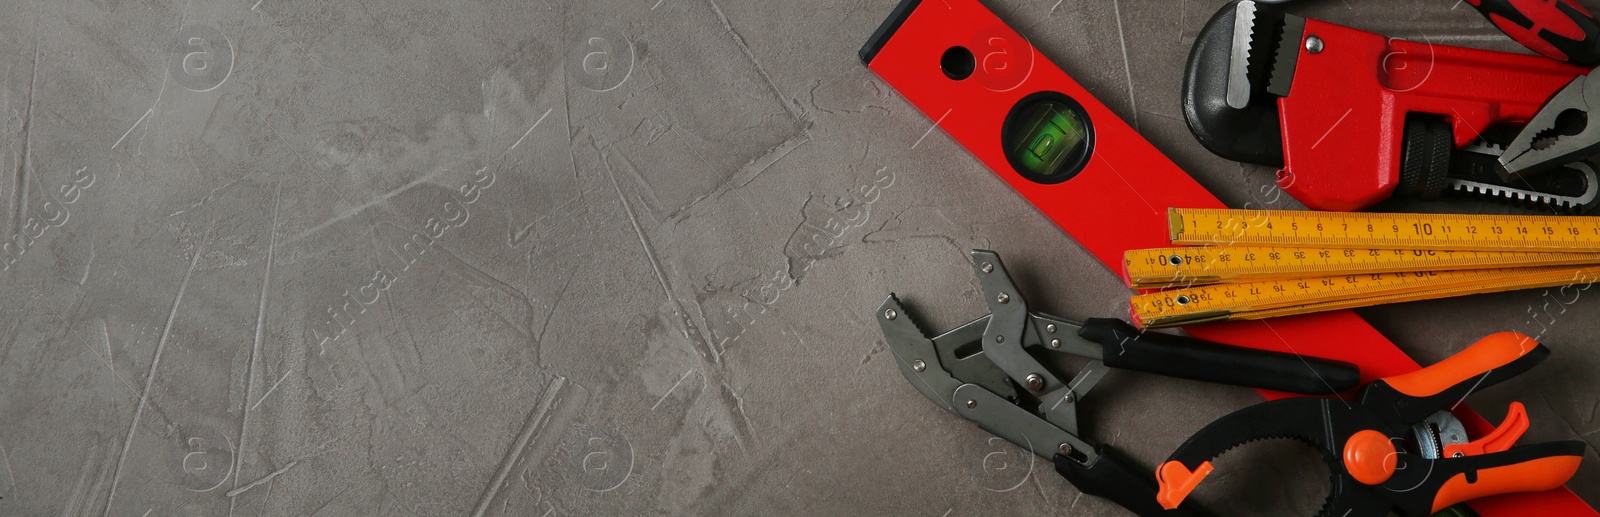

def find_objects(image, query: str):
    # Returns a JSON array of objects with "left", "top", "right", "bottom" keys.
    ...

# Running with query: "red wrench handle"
[{"left": 1469, "top": 0, "right": 1600, "bottom": 65}]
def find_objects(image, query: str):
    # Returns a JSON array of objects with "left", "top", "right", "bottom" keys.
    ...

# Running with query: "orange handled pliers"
[{"left": 1154, "top": 332, "right": 1584, "bottom": 516}]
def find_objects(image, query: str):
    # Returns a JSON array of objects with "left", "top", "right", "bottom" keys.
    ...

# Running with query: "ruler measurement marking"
[
  {"left": 1132, "top": 209, "right": 1600, "bottom": 327},
  {"left": 1124, "top": 246, "right": 1600, "bottom": 288},
  {"left": 1170, "top": 208, "right": 1600, "bottom": 251},
  {"left": 1132, "top": 265, "right": 1600, "bottom": 327},
  {"left": 1139, "top": 266, "right": 1600, "bottom": 328}
]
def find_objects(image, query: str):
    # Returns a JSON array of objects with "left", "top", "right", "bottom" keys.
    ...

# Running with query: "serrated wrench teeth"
[
  {"left": 1226, "top": 1, "right": 1258, "bottom": 109},
  {"left": 1449, "top": 161, "right": 1600, "bottom": 213}
]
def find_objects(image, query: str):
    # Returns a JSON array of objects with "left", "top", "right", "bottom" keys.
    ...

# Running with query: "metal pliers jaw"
[
  {"left": 876, "top": 256, "right": 1176, "bottom": 517},
  {"left": 878, "top": 250, "right": 1362, "bottom": 517},
  {"left": 1502, "top": 71, "right": 1600, "bottom": 179},
  {"left": 876, "top": 250, "right": 1119, "bottom": 467},
  {"left": 1155, "top": 333, "right": 1585, "bottom": 517}
]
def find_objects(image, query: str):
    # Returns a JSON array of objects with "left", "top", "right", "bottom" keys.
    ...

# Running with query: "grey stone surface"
[{"left": 0, "top": 0, "right": 1595, "bottom": 515}]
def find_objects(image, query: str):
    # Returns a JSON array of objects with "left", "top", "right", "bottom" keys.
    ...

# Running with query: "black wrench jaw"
[{"left": 1183, "top": 0, "right": 1285, "bottom": 167}]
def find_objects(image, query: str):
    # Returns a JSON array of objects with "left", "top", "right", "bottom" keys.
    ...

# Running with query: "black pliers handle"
[{"left": 1077, "top": 318, "right": 1358, "bottom": 395}]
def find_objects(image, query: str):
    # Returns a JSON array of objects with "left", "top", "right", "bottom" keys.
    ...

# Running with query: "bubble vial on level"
[{"left": 1012, "top": 102, "right": 1086, "bottom": 177}]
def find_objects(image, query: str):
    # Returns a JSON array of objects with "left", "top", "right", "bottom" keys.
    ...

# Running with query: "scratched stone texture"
[{"left": 0, "top": 0, "right": 1596, "bottom": 515}]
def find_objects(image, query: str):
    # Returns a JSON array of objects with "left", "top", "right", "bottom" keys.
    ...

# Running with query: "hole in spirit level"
[{"left": 941, "top": 46, "right": 975, "bottom": 80}]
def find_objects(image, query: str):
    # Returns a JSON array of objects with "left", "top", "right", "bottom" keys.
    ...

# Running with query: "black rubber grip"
[
  {"left": 1079, "top": 318, "right": 1360, "bottom": 394},
  {"left": 1054, "top": 446, "right": 1216, "bottom": 517}
]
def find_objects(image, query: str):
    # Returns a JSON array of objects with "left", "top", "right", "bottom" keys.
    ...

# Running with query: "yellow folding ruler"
[
  {"left": 1168, "top": 208, "right": 1600, "bottom": 251},
  {"left": 1125, "top": 246, "right": 1600, "bottom": 288},
  {"left": 1132, "top": 265, "right": 1600, "bottom": 328},
  {"left": 1125, "top": 209, "right": 1600, "bottom": 328}
]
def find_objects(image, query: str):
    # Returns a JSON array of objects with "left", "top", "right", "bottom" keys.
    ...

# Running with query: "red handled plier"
[{"left": 1468, "top": 0, "right": 1600, "bottom": 66}]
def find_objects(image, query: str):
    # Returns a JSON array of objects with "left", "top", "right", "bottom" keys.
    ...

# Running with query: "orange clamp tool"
[{"left": 1155, "top": 333, "right": 1583, "bottom": 516}]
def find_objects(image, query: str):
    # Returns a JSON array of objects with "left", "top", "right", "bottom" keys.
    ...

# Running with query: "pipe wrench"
[{"left": 1185, "top": 1, "right": 1599, "bottom": 212}]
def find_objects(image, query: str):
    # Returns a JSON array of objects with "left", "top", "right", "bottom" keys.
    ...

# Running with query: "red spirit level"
[{"left": 860, "top": 0, "right": 1595, "bottom": 514}]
